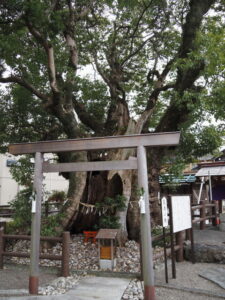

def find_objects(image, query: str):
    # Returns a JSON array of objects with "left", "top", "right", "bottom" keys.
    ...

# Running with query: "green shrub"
[
  {"left": 99, "top": 215, "right": 120, "bottom": 229},
  {"left": 6, "top": 188, "right": 66, "bottom": 237},
  {"left": 6, "top": 187, "right": 32, "bottom": 234},
  {"left": 47, "top": 190, "right": 66, "bottom": 203},
  {"left": 95, "top": 194, "right": 126, "bottom": 229},
  {"left": 41, "top": 213, "right": 65, "bottom": 237}
]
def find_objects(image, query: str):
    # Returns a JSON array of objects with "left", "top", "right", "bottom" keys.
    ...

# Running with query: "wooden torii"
[{"left": 9, "top": 132, "right": 180, "bottom": 300}]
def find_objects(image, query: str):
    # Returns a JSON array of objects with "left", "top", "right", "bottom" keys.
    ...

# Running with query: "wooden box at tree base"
[{"left": 100, "top": 246, "right": 112, "bottom": 259}]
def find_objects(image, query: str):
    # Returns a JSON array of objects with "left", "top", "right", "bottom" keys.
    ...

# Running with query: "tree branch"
[
  {"left": 146, "top": 83, "right": 175, "bottom": 110},
  {"left": 121, "top": 36, "right": 152, "bottom": 66},
  {"left": 64, "top": 0, "right": 78, "bottom": 71},
  {"left": 24, "top": 16, "right": 59, "bottom": 94},
  {"left": 73, "top": 97, "right": 103, "bottom": 133},
  {"left": 0, "top": 75, "right": 48, "bottom": 102}
]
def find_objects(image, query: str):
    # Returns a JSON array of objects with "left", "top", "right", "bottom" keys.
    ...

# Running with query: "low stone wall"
[{"left": 184, "top": 242, "right": 225, "bottom": 263}]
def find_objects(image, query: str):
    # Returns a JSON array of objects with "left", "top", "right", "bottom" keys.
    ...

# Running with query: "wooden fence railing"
[
  {"left": 151, "top": 232, "right": 183, "bottom": 262},
  {"left": 0, "top": 205, "right": 14, "bottom": 218},
  {"left": 0, "top": 228, "right": 70, "bottom": 277},
  {"left": 191, "top": 200, "right": 218, "bottom": 230}
]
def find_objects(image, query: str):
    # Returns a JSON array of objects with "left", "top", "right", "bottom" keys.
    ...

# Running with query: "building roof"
[{"left": 196, "top": 166, "right": 225, "bottom": 177}]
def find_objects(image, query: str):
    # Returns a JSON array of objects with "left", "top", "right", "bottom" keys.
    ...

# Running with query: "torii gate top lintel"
[{"left": 8, "top": 131, "right": 180, "bottom": 155}]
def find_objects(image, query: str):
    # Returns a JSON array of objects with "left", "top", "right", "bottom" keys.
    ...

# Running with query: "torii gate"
[{"left": 9, "top": 132, "right": 180, "bottom": 300}]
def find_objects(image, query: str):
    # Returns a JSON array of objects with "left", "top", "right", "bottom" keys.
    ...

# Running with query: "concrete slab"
[
  {"left": 0, "top": 276, "right": 130, "bottom": 300},
  {"left": 67, "top": 276, "right": 130, "bottom": 300},
  {"left": 199, "top": 267, "right": 225, "bottom": 289}
]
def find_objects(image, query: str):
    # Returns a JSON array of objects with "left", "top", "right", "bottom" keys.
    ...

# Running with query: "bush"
[
  {"left": 99, "top": 215, "right": 120, "bottom": 229},
  {"left": 95, "top": 194, "right": 126, "bottom": 229},
  {"left": 41, "top": 213, "right": 65, "bottom": 237},
  {"left": 6, "top": 188, "right": 66, "bottom": 237},
  {"left": 47, "top": 190, "right": 66, "bottom": 203},
  {"left": 6, "top": 187, "right": 32, "bottom": 234}
]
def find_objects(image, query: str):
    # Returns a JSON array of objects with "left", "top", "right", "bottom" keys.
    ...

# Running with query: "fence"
[
  {"left": 0, "top": 228, "right": 70, "bottom": 277},
  {"left": 191, "top": 200, "right": 218, "bottom": 230},
  {"left": 0, "top": 205, "right": 14, "bottom": 218},
  {"left": 151, "top": 232, "right": 183, "bottom": 262}
]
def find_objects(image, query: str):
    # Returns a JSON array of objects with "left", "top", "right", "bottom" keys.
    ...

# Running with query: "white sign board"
[
  {"left": 171, "top": 195, "right": 192, "bottom": 233},
  {"left": 161, "top": 197, "right": 169, "bottom": 227}
]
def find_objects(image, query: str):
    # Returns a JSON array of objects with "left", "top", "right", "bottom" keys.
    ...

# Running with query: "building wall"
[{"left": 0, "top": 154, "right": 69, "bottom": 206}]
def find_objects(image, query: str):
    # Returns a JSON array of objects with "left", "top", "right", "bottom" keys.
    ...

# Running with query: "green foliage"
[
  {"left": 6, "top": 186, "right": 66, "bottom": 236},
  {"left": 6, "top": 187, "right": 32, "bottom": 234},
  {"left": 151, "top": 225, "right": 170, "bottom": 248},
  {"left": 99, "top": 215, "right": 120, "bottom": 229},
  {"left": 41, "top": 213, "right": 65, "bottom": 237},
  {"left": 0, "top": 85, "right": 62, "bottom": 153},
  {"left": 9, "top": 156, "right": 34, "bottom": 187},
  {"left": 95, "top": 194, "right": 126, "bottom": 212},
  {"left": 135, "top": 187, "right": 144, "bottom": 198},
  {"left": 95, "top": 194, "right": 126, "bottom": 229},
  {"left": 48, "top": 190, "right": 66, "bottom": 203},
  {"left": 180, "top": 126, "right": 222, "bottom": 160}
]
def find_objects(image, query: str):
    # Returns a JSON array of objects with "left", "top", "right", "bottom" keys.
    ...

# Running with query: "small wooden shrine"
[{"left": 96, "top": 229, "right": 118, "bottom": 270}]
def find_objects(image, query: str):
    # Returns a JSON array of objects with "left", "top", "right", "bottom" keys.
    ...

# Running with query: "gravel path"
[{"left": 121, "top": 262, "right": 225, "bottom": 299}]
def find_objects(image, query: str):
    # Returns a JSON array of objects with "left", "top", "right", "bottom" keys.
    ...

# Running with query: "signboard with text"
[
  {"left": 171, "top": 195, "right": 192, "bottom": 233},
  {"left": 161, "top": 197, "right": 169, "bottom": 227}
]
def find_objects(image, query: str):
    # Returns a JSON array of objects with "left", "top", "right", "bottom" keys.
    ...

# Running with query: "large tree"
[{"left": 0, "top": 0, "right": 224, "bottom": 240}]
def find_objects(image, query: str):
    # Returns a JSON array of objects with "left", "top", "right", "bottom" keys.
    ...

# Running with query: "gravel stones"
[
  {"left": 6, "top": 235, "right": 165, "bottom": 273},
  {"left": 38, "top": 274, "right": 80, "bottom": 295},
  {"left": 121, "top": 279, "right": 144, "bottom": 300}
]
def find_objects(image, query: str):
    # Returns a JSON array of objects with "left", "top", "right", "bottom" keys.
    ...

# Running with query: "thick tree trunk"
[
  {"left": 148, "top": 148, "right": 163, "bottom": 225},
  {"left": 127, "top": 172, "right": 140, "bottom": 240},
  {"left": 59, "top": 152, "right": 88, "bottom": 231}
]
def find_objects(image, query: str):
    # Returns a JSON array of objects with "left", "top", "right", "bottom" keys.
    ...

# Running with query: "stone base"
[
  {"left": 99, "top": 259, "right": 116, "bottom": 270},
  {"left": 219, "top": 213, "right": 225, "bottom": 223},
  {"left": 185, "top": 243, "right": 225, "bottom": 263},
  {"left": 219, "top": 222, "right": 225, "bottom": 232}
]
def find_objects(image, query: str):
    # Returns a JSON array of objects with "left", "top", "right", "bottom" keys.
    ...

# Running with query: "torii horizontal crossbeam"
[
  {"left": 43, "top": 158, "right": 137, "bottom": 173},
  {"left": 8, "top": 132, "right": 180, "bottom": 155}
]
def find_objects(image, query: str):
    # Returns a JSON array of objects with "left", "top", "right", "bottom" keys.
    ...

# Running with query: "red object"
[
  {"left": 216, "top": 218, "right": 220, "bottom": 225},
  {"left": 83, "top": 231, "right": 97, "bottom": 243}
]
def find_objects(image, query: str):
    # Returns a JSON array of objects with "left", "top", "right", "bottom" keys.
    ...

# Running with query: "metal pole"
[
  {"left": 137, "top": 146, "right": 155, "bottom": 300},
  {"left": 168, "top": 197, "right": 176, "bottom": 279},
  {"left": 0, "top": 227, "right": 4, "bottom": 269},
  {"left": 29, "top": 152, "right": 43, "bottom": 294},
  {"left": 208, "top": 171, "right": 212, "bottom": 202},
  {"left": 197, "top": 177, "right": 204, "bottom": 204},
  {"left": 163, "top": 226, "right": 168, "bottom": 283}
]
